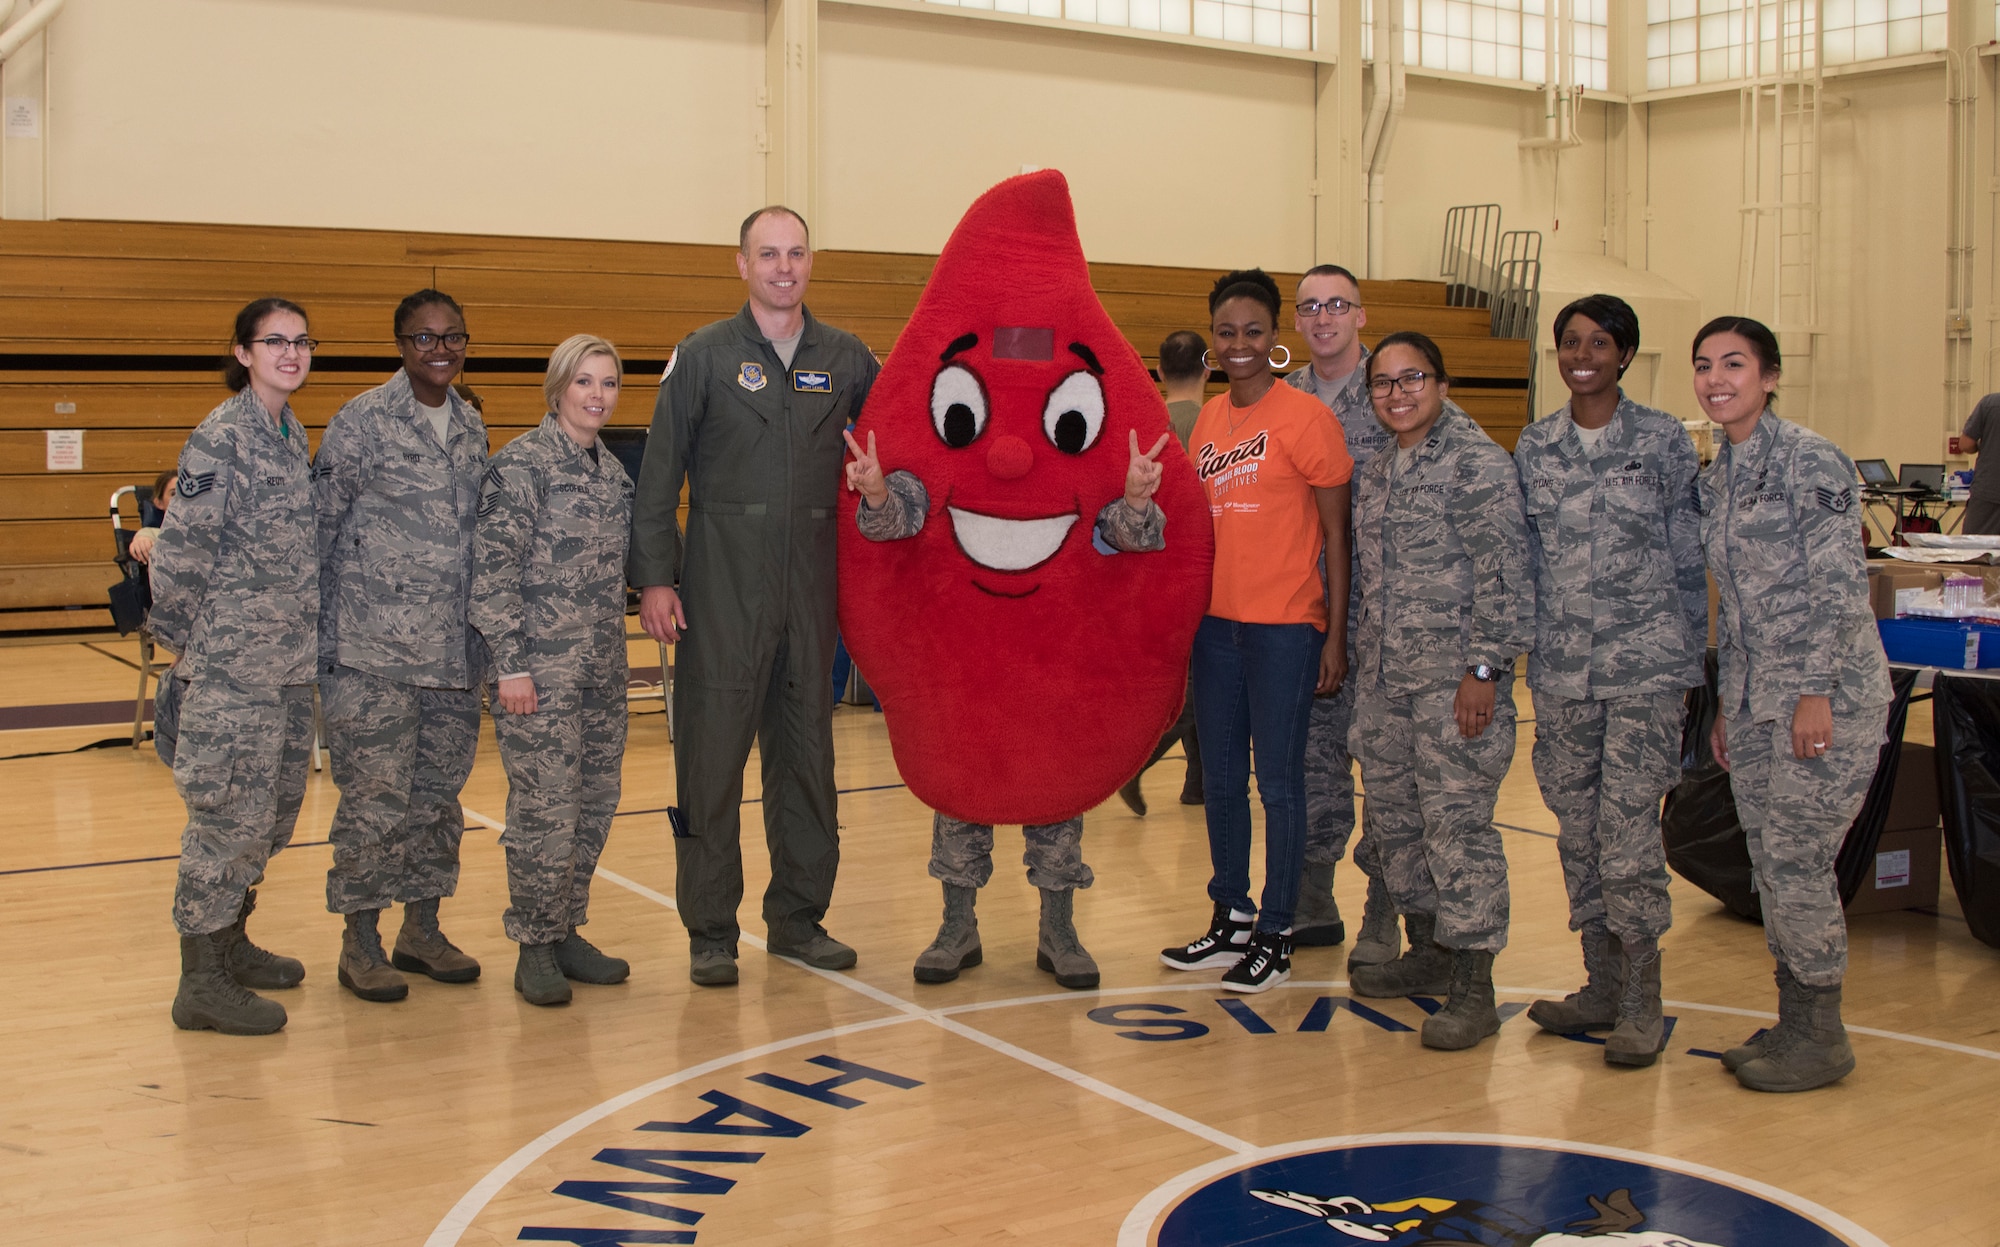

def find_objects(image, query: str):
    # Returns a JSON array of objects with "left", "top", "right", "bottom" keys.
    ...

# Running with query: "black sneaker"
[
  {"left": 1160, "top": 903, "right": 1255, "bottom": 971},
  {"left": 1221, "top": 929, "right": 1292, "bottom": 993}
]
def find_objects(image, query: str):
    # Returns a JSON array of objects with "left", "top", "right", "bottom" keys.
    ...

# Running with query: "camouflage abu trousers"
[
  {"left": 1728, "top": 706, "right": 1886, "bottom": 987},
  {"left": 171, "top": 672, "right": 315, "bottom": 936},
  {"left": 1305, "top": 661, "right": 1382, "bottom": 880},
  {"left": 930, "top": 812, "right": 1093, "bottom": 892},
  {"left": 1351, "top": 675, "right": 1517, "bottom": 952},
  {"left": 321, "top": 664, "right": 479, "bottom": 914},
  {"left": 1531, "top": 688, "right": 1687, "bottom": 943},
  {"left": 493, "top": 682, "right": 626, "bottom": 945}
]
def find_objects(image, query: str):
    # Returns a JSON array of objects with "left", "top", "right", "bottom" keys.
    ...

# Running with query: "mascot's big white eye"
[
  {"left": 1042, "top": 371, "right": 1105, "bottom": 455},
  {"left": 930, "top": 365, "right": 989, "bottom": 448}
]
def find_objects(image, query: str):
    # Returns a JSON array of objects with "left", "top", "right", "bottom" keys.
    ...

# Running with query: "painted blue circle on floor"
[{"left": 1157, "top": 1141, "right": 1847, "bottom": 1245}]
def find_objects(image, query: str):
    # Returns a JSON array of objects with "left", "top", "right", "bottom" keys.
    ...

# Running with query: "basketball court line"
[{"left": 440, "top": 802, "right": 1998, "bottom": 1245}]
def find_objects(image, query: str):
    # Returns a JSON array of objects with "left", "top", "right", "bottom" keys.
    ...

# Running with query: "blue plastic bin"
[{"left": 1878, "top": 617, "right": 2000, "bottom": 669}]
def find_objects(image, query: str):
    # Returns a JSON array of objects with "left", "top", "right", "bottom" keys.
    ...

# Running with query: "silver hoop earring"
[
  {"left": 1201, "top": 349, "right": 1217, "bottom": 372},
  {"left": 1268, "top": 345, "right": 1291, "bottom": 369}
]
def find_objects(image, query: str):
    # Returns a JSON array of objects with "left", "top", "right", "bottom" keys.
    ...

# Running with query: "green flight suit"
[{"left": 629, "top": 304, "right": 880, "bottom": 955}]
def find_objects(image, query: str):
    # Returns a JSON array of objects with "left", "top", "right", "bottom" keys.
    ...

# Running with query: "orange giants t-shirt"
[{"left": 1189, "top": 382, "right": 1353, "bottom": 627}]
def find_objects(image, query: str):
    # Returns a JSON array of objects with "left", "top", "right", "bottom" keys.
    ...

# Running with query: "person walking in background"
[
  {"left": 1117, "top": 327, "right": 1210, "bottom": 815},
  {"left": 1160, "top": 268, "right": 1352, "bottom": 995},
  {"left": 629, "top": 206, "right": 881, "bottom": 986},
  {"left": 314, "top": 290, "right": 489, "bottom": 1003},
  {"left": 154, "top": 298, "right": 319, "bottom": 1035},
  {"left": 1285, "top": 263, "right": 1395, "bottom": 955},
  {"left": 1346, "top": 332, "right": 1533, "bottom": 1052},
  {"left": 1958, "top": 390, "right": 2000, "bottom": 534},
  {"left": 1515, "top": 295, "right": 1705, "bottom": 1068},
  {"left": 1696, "top": 315, "right": 1892, "bottom": 1093},
  {"left": 471, "top": 335, "right": 636, "bottom": 1007}
]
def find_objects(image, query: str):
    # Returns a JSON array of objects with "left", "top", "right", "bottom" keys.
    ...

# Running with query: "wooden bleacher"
[{"left": 0, "top": 220, "right": 1532, "bottom": 631}]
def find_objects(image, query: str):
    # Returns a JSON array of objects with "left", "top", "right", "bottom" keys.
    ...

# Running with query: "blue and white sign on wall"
[{"left": 1123, "top": 1135, "right": 1885, "bottom": 1247}]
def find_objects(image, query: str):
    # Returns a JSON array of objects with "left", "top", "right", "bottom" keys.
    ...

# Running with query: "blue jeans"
[{"left": 1191, "top": 615, "right": 1323, "bottom": 933}]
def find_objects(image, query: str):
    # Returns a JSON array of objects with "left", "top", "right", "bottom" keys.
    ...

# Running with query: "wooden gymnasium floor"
[{"left": 2, "top": 631, "right": 1996, "bottom": 1246}]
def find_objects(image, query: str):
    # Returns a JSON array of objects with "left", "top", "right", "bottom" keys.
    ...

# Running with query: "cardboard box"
[
  {"left": 1846, "top": 825, "right": 1942, "bottom": 915},
  {"left": 1867, "top": 559, "right": 2000, "bottom": 620},
  {"left": 1882, "top": 744, "right": 1940, "bottom": 831}
]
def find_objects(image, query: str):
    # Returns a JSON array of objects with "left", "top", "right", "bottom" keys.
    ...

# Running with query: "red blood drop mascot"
[{"left": 838, "top": 170, "right": 1213, "bottom": 988}]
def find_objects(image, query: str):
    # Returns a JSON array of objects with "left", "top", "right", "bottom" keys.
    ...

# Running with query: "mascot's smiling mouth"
[{"left": 947, "top": 505, "right": 1077, "bottom": 573}]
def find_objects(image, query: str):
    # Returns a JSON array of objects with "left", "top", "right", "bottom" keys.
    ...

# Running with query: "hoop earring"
[
  {"left": 1201, "top": 349, "right": 1217, "bottom": 373},
  {"left": 1267, "top": 345, "right": 1291, "bottom": 369}
]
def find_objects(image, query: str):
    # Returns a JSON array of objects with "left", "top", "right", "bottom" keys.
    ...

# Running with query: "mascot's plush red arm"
[{"left": 837, "top": 170, "right": 1214, "bottom": 827}]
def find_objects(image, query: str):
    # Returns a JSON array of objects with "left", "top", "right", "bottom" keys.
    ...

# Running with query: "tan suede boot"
[
  {"left": 1527, "top": 919, "right": 1621, "bottom": 1035},
  {"left": 392, "top": 897, "right": 481, "bottom": 983},
  {"left": 338, "top": 910, "right": 409, "bottom": 1002}
]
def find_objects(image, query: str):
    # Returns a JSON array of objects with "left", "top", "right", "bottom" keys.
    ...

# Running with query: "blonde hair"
[{"left": 543, "top": 334, "right": 623, "bottom": 412}]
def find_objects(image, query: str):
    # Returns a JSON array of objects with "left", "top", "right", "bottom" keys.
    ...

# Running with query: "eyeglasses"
[
  {"left": 398, "top": 332, "right": 470, "bottom": 351},
  {"left": 1368, "top": 370, "right": 1433, "bottom": 397},
  {"left": 1296, "top": 298, "right": 1361, "bottom": 318},
  {"left": 254, "top": 335, "right": 318, "bottom": 354}
]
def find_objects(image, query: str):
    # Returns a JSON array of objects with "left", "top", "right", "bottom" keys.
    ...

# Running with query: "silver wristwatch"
[{"left": 1466, "top": 664, "right": 1498, "bottom": 682}]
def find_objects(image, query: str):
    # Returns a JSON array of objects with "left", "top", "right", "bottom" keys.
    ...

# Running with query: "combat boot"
[
  {"left": 1420, "top": 949, "right": 1501, "bottom": 1051},
  {"left": 1348, "top": 912, "right": 1451, "bottom": 997},
  {"left": 171, "top": 931, "right": 287, "bottom": 1035},
  {"left": 1036, "top": 887, "right": 1099, "bottom": 990},
  {"left": 514, "top": 942, "right": 572, "bottom": 1006},
  {"left": 914, "top": 883, "right": 982, "bottom": 983},
  {"left": 1292, "top": 861, "right": 1346, "bottom": 947},
  {"left": 1527, "top": 919, "right": 1622, "bottom": 1035},
  {"left": 392, "top": 897, "right": 481, "bottom": 983},
  {"left": 1722, "top": 962, "right": 1798, "bottom": 1072},
  {"left": 554, "top": 929, "right": 630, "bottom": 984},
  {"left": 1346, "top": 872, "right": 1401, "bottom": 970},
  {"left": 1603, "top": 940, "right": 1667, "bottom": 1067},
  {"left": 218, "top": 888, "right": 304, "bottom": 990},
  {"left": 338, "top": 910, "right": 410, "bottom": 1002},
  {"left": 1735, "top": 980, "right": 1855, "bottom": 1093}
]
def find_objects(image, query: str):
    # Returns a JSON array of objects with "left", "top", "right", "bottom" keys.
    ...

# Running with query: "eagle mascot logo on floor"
[{"left": 837, "top": 170, "right": 1213, "bottom": 826}]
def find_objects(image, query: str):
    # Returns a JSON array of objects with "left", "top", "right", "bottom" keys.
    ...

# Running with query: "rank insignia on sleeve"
[
  {"left": 177, "top": 467, "right": 216, "bottom": 498},
  {"left": 738, "top": 362, "right": 768, "bottom": 392},
  {"left": 1815, "top": 485, "right": 1854, "bottom": 513},
  {"left": 793, "top": 370, "right": 832, "bottom": 392}
]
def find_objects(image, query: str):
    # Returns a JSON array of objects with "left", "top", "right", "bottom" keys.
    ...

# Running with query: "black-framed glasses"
[
  {"left": 1296, "top": 297, "right": 1360, "bottom": 318},
  {"left": 1368, "top": 370, "right": 1432, "bottom": 397},
  {"left": 398, "top": 331, "right": 470, "bottom": 351},
  {"left": 254, "top": 335, "right": 318, "bottom": 354}
]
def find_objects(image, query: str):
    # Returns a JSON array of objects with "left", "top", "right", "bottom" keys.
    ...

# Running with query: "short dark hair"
[
  {"left": 1553, "top": 293, "right": 1640, "bottom": 359},
  {"left": 1693, "top": 315, "right": 1781, "bottom": 375},
  {"left": 394, "top": 288, "right": 465, "bottom": 337},
  {"left": 1207, "top": 268, "right": 1282, "bottom": 322},
  {"left": 1367, "top": 331, "right": 1451, "bottom": 386},
  {"left": 1299, "top": 264, "right": 1361, "bottom": 293},
  {"left": 222, "top": 297, "right": 309, "bottom": 393},
  {"left": 1158, "top": 330, "right": 1209, "bottom": 383},
  {"left": 740, "top": 205, "right": 811, "bottom": 251}
]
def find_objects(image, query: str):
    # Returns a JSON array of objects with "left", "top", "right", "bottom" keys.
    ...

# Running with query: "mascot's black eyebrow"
[
  {"left": 940, "top": 333, "right": 979, "bottom": 364},
  {"left": 1067, "top": 342, "right": 1104, "bottom": 375}
]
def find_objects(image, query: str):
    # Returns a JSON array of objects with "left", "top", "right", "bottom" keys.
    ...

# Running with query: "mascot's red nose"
[{"left": 986, "top": 434, "right": 1033, "bottom": 480}]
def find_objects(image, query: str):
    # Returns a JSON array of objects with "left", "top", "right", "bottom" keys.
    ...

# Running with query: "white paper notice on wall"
[
  {"left": 1875, "top": 848, "right": 1912, "bottom": 890},
  {"left": 4, "top": 97, "right": 41, "bottom": 139},
  {"left": 45, "top": 429, "right": 83, "bottom": 471}
]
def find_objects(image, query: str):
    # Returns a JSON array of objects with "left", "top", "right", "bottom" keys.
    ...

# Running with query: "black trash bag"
[
  {"left": 1831, "top": 667, "right": 1918, "bottom": 905},
  {"left": 1662, "top": 649, "right": 1762, "bottom": 921},
  {"left": 1930, "top": 673, "right": 2000, "bottom": 948},
  {"left": 152, "top": 665, "right": 184, "bottom": 768}
]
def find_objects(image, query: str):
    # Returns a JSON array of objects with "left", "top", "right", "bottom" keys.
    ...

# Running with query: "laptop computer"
[
  {"left": 1900, "top": 462, "right": 1946, "bottom": 494},
  {"left": 1856, "top": 458, "right": 1897, "bottom": 488}
]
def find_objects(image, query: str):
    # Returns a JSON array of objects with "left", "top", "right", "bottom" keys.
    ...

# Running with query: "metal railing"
[{"left": 1439, "top": 204, "right": 1502, "bottom": 309}]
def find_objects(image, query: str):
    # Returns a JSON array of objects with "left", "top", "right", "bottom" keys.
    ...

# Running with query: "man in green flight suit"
[{"left": 631, "top": 206, "right": 881, "bottom": 986}]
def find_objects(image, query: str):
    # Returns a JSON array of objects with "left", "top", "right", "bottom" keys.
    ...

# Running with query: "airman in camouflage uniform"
[
  {"left": 1515, "top": 390, "right": 1705, "bottom": 1064},
  {"left": 1346, "top": 395, "right": 1533, "bottom": 1051},
  {"left": 1700, "top": 406, "right": 1890, "bottom": 1092},
  {"left": 856, "top": 465, "right": 1166, "bottom": 991},
  {"left": 1286, "top": 343, "right": 1396, "bottom": 955},
  {"left": 315, "top": 345, "right": 489, "bottom": 1002},
  {"left": 152, "top": 384, "right": 317, "bottom": 1035},
  {"left": 471, "top": 410, "right": 635, "bottom": 1006}
]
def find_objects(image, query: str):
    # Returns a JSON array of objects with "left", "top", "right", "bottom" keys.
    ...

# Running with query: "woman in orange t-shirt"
[{"left": 1159, "top": 268, "right": 1353, "bottom": 994}]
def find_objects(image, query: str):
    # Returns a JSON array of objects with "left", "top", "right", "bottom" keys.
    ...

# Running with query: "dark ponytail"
[{"left": 223, "top": 297, "right": 310, "bottom": 393}]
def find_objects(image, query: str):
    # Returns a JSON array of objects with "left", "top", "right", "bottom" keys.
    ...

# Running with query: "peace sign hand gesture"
[
  {"left": 1123, "top": 429, "right": 1170, "bottom": 515},
  {"left": 843, "top": 428, "right": 890, "bottom": 509}
]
